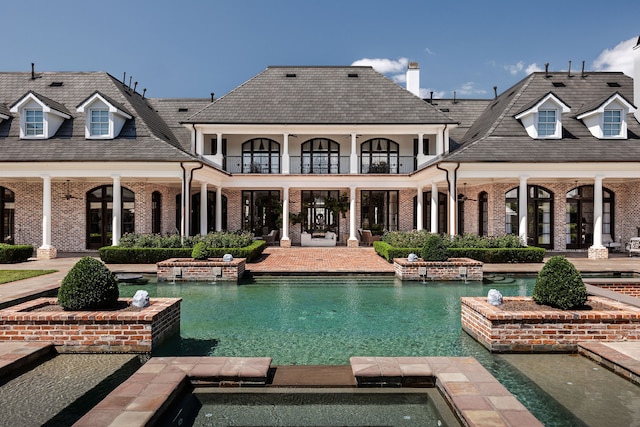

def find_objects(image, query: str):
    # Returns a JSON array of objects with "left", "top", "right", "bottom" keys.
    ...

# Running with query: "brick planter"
[
  {"left": 0, "top": 297, "right": 181, "bottom": 353},
  {"left": 461, "top": 296, "right": 640, "bottom": 353},
  {"left": 157, "top": 258, "right": 245, "bottom": 282},
  {"left": 394, "top": 257, "right": 483, "bottom": 281}
]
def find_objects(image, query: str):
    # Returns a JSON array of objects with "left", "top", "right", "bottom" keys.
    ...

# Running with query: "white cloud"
[
  {"left": 425, "top": 48, "right": 435, "bottom": 55},
  {"left": 351, "top": 57, "right": 409, "bottom": 74},
  {"left": 454, "top": 82, "right": 488, "bottom": 97},
  {"left": 420, "top": 88, "right": 445, "bottom": 99},
  {"left": 504, "top": 61, "right": 542, "bottom": 76},
  {"left": 592, "top": 37, "right": 636, "bottom": 76},
  {"left": 525, "top": 63, "right": 543, "bottom": 74}
]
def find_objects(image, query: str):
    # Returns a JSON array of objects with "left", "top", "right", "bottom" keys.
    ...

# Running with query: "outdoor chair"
[
  {"left": 262, "top": 229, "right": 279, "bottom": 246},
  {"left": 358, "top": 229, "right": 380, "bottom": 246},
  {"left": 602, "top": 234, "right": 622, "bottom": 252},
  {"left": 626, "top": 237, "right": 640, "bottom": 257}
]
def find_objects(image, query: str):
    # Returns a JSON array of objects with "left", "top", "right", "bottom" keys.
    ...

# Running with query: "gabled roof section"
[
  {"left": 0, "top": 104, "right": 9, "bottom": 120},
  {"left": 514, "top": 91, "right": 571, "bottom": 119},
  {"left": 76, "top": 91, "right": 133, "bottom": 118},
  {"left": 575, "top": 92, "right": 635, "bottom": 119},
  {"left": 10, "top": 90, "right": 72, "bottom": 118},
  {"left": 184, "top": 66, "right": 457, "bottom": 125},
  {"left": 444, "top": 71, "right": 640, "bottom": 163}
]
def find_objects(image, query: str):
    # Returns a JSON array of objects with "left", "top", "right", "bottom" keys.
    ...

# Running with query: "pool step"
[{"left": 270, "top": 365, "right": 356, "bottom": 387}]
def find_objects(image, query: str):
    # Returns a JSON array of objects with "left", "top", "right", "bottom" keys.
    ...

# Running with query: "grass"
[{"left": 0, "top": 270, "right": 57, "bottom": 285}]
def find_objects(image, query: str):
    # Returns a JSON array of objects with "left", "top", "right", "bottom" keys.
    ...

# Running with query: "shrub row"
[
  {"left": 118, "top": 231, "right": 255, "bottom": 249},
  {"left": 99, "top": 240, "right": 266, "bottom": 264},
  {"left": 374, "top": 241, "right": 545, "bottom": 263},
  {"left": 381, "top": 231, "right": 525, "bottom": 249},
  {"left": 0, "top": 244, "right": 34, "bottom": 263}
]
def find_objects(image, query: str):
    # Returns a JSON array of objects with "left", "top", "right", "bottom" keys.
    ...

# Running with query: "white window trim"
[
  {"left": 76, "top": 93, "right": 132, "bottom": 139},
  {"left": 515, "top": 93, "right": 570, "bottom": 139},
  {"left": 603, "top": 109, "right": 623, "bottom": 138},
  {"left": 89, "top": 108, "right": 111, "bottom": 138},
  {"left": 9, "top": 93, "right": 71, "bottom": 139},
  {"left": 577, "top": 94, "right": 635, "bottom": 140}
]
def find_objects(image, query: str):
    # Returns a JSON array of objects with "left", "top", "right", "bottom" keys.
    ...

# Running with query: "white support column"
[
  {"left": 348, "top": 186, "right": 358, "bottom": 247},
  {"left": 215, "top": 186, "right": 222, "bottom": 231},
  {"left": 436, "top": 131, "right": 443, "bottom": 156},
  {"left": 37, "top": 175, "right": 56, "bottom": 259},
  {"left": 112, "top": 175, "right": 121, "bottom": 246},
  {"left": 518, "top": 175, "right": 528, "bottom": 246},
  {"left": 416, "top": 133, "right": 425, "bottom": 166},
  {"left": 200, "top": 182, "right": 208, "bottom": 235},
  {"left": 195, "top": 127, "right": 204, "bottom": 155},
  {"left": 282, "top": 133, "right": 290, "bottom": 174},
  {"left": 431, "top": 182, "right": 438, "bottom": 233},
  {"left": 593, "top": 176, "right": 604, "bottom": 247},
  {"left": 416, "top": 185, "right": 423, "bottom": 230},
  {"left": 213, "top": 132, "right": 224, "bottom": 167},
  {"left": 350, "top": 133, "right": 358, "bottom": 174},
  {"left": 448, "top": 177, "right": 456, "bottom": 236},
  {"left": 281, "top": 186, "right": 291, "bottom": 247}
]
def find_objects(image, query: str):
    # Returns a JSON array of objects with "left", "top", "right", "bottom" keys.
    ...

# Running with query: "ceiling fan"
[
  {"left": 458, "top": 183, "right": 477, "bottom": 202},
  {"left": 62, "top": 180, "right": 79, "bottom": 200}
]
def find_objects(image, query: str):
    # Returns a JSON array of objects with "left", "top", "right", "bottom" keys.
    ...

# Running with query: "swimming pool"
[{"left": 117, "top": 276, "right": 604, "bottom": 425}]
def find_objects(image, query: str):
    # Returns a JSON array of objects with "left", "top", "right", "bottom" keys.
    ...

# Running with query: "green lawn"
[{"left": 0, "top": 270, "right": 57, "bottom": 285}]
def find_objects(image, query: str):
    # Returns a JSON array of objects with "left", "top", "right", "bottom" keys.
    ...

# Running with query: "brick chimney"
[
  {"left": 634, "top": 36, "right": 640, "bottom": 122},
  {"left": 406, "top": 62, "right": 420, "bottom": 97}
]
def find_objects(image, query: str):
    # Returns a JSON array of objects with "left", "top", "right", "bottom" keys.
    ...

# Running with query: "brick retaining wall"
[
  {"left": 394, "top": 257, "right": 483, "bottom": 281},
  {"left": 0, "top": 298, "right": 181, "bottom": 353},
  {"left": 461, "top": 296, "right": 640, "bottom": 352},
  {"left": 157, "top": 258, "right": 245, "bottom": 282}
]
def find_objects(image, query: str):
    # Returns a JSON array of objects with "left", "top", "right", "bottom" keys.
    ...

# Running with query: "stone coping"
[
  {"left": 578, "top": 342, "right": 640, "bottom": 386},
  {"left": 156, "top": 257, "right": 245, "bottom": 267},
  {"left": 393, "top": 257, "right": 483, "bottom": 267},
  {"left": 462, "top": 296, "right": 640, "bottom": 321},
  {"left": 350, "top": 356, "right": 542, "bottom": 426}
]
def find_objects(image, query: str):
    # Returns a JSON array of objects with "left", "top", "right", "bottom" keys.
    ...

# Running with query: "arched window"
[
  {"left": 301, "top": 138, "right": 340, "bottom": 174},
  {"left": 566, "top": 185, "right": 614, "bottom": 249},
  {"left": 0, "top": 186, "right": 15, "bottom": 244},
  {"left": 242, "top": 138, "right": 280, "bottom": 173},
  {"left": 87, "top": 185, "right": 135, "bottom": 249},
  {"left": 505, "top": 185, "right": 553, "bottom": 248},
  {"left": 152, "top": 191, "right": 162, "bottom": 234},
  {"left": 361, "top": 138, "right": 399, "bottom": 173},
  {"left": 478, "top": 192, "right": 489, "bottom": 236}
]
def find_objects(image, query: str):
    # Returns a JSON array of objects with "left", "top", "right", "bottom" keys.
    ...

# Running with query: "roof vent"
[
  {"left": 440, "top": 108, "right": 450, "bottom": 112},
  {"left": 607, "top": 82, "right": 621, "bottom": 87},
  {"left": 552, "top": 82, "right": 565, "bottom": 87},
  {"left": 178, "top": 108, "right": 189, "bottom": 112},
  {"left": 348, "top": 73, "right": 359, "bottom": 78},
  {"left": 286, "top": 73, "right": 297, "bottom": 78},
  {"left": 49, "top": 82, "right": 64, "bottom": 87}
]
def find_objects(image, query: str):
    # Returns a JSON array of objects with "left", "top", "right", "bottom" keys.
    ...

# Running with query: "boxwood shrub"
[
  {"left": 0, "top": 244, "right": 34, "bottom": 263},
  {"left": 533, "top": 256, "right": 587, "bottom": 309},
  {"left": 57, "top": 257, "right": 119, "bottom": 310}
]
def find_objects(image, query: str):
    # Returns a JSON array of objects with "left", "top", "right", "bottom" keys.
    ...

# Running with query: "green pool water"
[{"left": 119, "top": 276, "right": 624, "bottom": 426}]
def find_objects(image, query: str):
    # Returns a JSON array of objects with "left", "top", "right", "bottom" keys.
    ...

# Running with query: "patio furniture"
[
  {"left": 262, "top": 229, "right": 279, "bottom": 246},
  {"left": 301, "top": 231, "right": 336, "bottom": 247},
  {"left": 602, "top": 234, "right": 622, "bottom": 252},
  {"left": 358, "top": 229, "right": 381, "bottom": 246},
  {"left": 626, "top": 237, "right": 640, "bottom": 257}
]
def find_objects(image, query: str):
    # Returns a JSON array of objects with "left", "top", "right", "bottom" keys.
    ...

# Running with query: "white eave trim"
[
  {"left": 576, "top": 93, "right": 636, "bottom": 120},
  {"left": 76, "top": 93, "right": 132, "bottom": 119},
  {"left": 514, "top": 93, "right": 571, "bottom": 120},
  {"left": 9, "top": 93, "right": 71, "bottom": 119}
]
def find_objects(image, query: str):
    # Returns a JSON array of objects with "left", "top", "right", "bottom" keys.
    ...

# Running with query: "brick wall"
[
  {"left": 394, "top": 258, "right": 483, "bottom": 281},
  {"left": 461, "top": 296, "right": 640, "bottom": 352},
  {"left": 0, "top": 298, "right": 181, "bottom": 353},
  {"left": 157, "top": 258, "right": 246, "bottom": 282}
]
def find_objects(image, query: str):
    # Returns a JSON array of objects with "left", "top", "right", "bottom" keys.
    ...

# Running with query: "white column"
[
  {"left": 436, "top": 131, "right": 443, "bottom": 156},
  {"left": 182, "top": 175, "right": 190, "bottom": 239},
  {"left": 112, "top": 175, "right": 121, "bottom": 246},
  {"left": 281, "top": 186, "right": 290, "bottom": 242},
  {"left": 200, "top": 182, "right": 208, "bottom": 235},
  {"left": 350, "top": 133, "right": 358, "bottom": 174},
  {"left": 195, "top": 127, "right": 204, "bottom": 155},
  {"left": 416, "top": 185, "right": 423, "bottom": 230},
  {"left": 215, "top": 186, "right": 222, "bottom": 231},
  {"left": 518, "top": 175, "right": 528, "bottom": 246},
  {"left": 349, "top": 186, "right": 357, "bottom": 241},
  {"left": 448, "top": 177, "right": 456, "bottom": 236},
  {"left": 213, "top": 132, "right": 224, "bottom": 167},
  {"left": 416, "top": 133, "right": 425, "bottom": 166},
  {"left": 430, "top": 182, "right": 438, "bottom": 233},
  {"left": 282, "top": 133, "right": 290, "bottom": 174},
  {"left": 41, "top": 175, "right": 52, "bottom": 248},
  {"left": 593, "top": 176, "right": 604, "bottom": 247}
]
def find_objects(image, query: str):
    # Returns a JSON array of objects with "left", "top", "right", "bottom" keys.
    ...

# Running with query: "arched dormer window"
[
  {"left": 242, "top": 138, "right": 280, "bottom": 173},
  {"left": 361, "top": 138, "right": 399, "bottom": 173},
  {"left": 301, "top": 138, "right": 340, "bottom": 174},
  {"left": 76, "top": 92, "right": 132, "bottom": 139},
  {"left": 10, "top": 91, "right": 71, "bottom": 139},
  {"left": 514, "top": 92, "right": 570, "bottom": 139}
]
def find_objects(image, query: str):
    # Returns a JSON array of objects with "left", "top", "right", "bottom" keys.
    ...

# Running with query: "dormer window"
[
  {"left": 576, "top": 93, "right": 634, "bottom": 140},
  {"left": 76, "top": 92, "right": 132, "bottom": 139},
  {"left": 514, "top": 92, "right": 570, "bottom": 139},
  {"left": 9, "top": 91, "right": 71, "bottom": 139}
]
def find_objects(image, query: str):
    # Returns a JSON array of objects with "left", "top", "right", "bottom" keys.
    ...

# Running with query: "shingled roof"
[
  {"left": 183, "top": 66, "right": 458, "bottom": 125},
  {"left": 0, "top": 72, "right": 196, "bottom": 162},
  {"left": 444, "top": 71, "right": 640, "bottom": 163}
]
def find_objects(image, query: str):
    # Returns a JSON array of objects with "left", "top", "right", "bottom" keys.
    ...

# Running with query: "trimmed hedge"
[
  {"left": 0, "top": 244, "right": 34, "bottom": 264},
  {"left": 533, "top": 256, "right": 587, "bottom": 309},
  {"left": 99, "top": 240, "right": 266, "bottom": 264},
  {"left": 374, "top": 241, "right": 545, "bottom": 263},
  {"left": 57, "top": 257, "right": 119, "bottom": 310}
]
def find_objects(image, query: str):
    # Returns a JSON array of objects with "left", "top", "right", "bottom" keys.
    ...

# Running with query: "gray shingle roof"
[
  {"left": 148, "top": 98, "right": 212, "bottom": 152},
  {"left": 427, "top": 98, "right": 492, "bottom": 144},
  {"left": 184, "top": 66, "right": 457, "bottom": 125},
  {"left": 445, "top": 72, "right": 640, "bottom": 162},
  {"left": 0, "top": 72, "right": 196, "bottom": 162}
]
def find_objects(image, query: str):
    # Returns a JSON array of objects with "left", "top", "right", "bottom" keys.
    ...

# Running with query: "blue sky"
[{"left": 4, "top": 0, "right": 639, "bottom": 99}]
